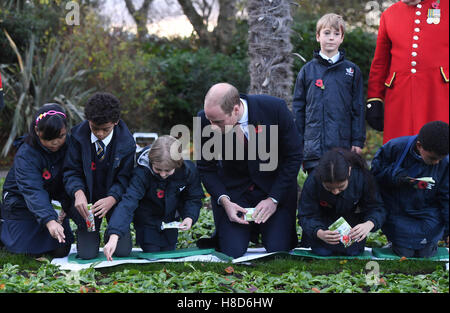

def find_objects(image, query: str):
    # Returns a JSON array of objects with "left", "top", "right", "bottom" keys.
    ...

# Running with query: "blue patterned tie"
[{"left": 95, "top": 140, "right": 105, "bottom": 161}]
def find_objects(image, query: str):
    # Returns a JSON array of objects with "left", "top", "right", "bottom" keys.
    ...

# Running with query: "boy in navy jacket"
[
  {"left": 292, "top": 13, "right": 365, "bottom": 173},
  {"left": 371, "top": 121, "right": 449, "bottom": 258},
  {"left": 64, "top": 92, "right": 136, "bottom": 259},
  {"left": 103, "top": 136, "right": 204, "bottom": 260}
]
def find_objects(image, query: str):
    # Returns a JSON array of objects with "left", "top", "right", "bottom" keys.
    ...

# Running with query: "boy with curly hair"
[
  {"left": 64, "top": 92, "right": 136, "bottom": 259},
  {"left": 371, "top": 121, "right": 449, "bottom": 258}
]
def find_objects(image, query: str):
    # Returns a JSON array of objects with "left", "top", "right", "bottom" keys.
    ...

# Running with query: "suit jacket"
[
  {"left": 197, "top": 94, "right": 303, "bottom": 208},
  {"left": 367, "top": 0, "right": 449, "bottom": 143}
]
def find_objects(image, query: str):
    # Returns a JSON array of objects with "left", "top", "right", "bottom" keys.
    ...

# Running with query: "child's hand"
[
  {"left": 317, "top": 229, "right": 341, "bottom": 245},
  {"left": 351, "top": 146, "right": 363, "bottom": 155},
  {"left": 92, "top": 196, "right": 117, "bottom": 218},
  {"left": 74, "top": 190, "right": 89, "bottom": 220},
  {"left": 180, "top": 217, "right": 193, "bottom": 231},
  {"left": 103, "top": 234, "right": 119, "bottom": 261},
  {"left": 349, "top": 221, "right": 374, "bottom": 242}
]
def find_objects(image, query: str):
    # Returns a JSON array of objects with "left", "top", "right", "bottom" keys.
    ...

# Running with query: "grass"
[{"left": 1, "top": 154, "right": 449, "bottom": 293}]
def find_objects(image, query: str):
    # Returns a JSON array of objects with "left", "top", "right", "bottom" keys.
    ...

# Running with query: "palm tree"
[{"left": 247, "top": 0, "right": 294, "bottom": 108}]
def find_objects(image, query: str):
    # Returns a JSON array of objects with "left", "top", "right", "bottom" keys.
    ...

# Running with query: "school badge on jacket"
[{"left": 345, "top": 67, "right": 354, "bottom": 77}]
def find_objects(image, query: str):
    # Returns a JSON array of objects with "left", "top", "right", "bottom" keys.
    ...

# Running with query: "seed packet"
[
  {"left": 244, "top": 208, "right": 255, "bottom": 222},
  {"left": 161, "top": 221, "right": 187, "bottom": 230},
  {"left": 328, "top": 216, "right": 354, "bottom": 247},
  {"left": 86, "top": 203, "right": 95, "bottom": 232}
]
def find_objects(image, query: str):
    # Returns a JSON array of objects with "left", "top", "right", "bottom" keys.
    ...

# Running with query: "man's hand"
[
  {"left": 317, "top": 229, "right": 341, "bottom": 245},
  {"left": 74, "top": 190, "right": 89, "bottom": 220},
  {"left": 46, "top": 220, "right": 66, "bottom": 243},
  {"left": 253, "top": 198, "right": 277, "bottom": 224},
  {"left": 221, "top": 197, "right": 249, "bottom": 225},
  {"left": 103, "top": 234, "right": 119, "bottom": 261},
  {"left": 92, "top": 196, "right": 117, "bottom": 218}
]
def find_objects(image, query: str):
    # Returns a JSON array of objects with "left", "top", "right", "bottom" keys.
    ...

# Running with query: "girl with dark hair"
[
  {"left": 298, "top": 148, "right": 386, "bottom": 256},
  {"left": 0, "top": 104, "right": 74, "bottom": 257}
]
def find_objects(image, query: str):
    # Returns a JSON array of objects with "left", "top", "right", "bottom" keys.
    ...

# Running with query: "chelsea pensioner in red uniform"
[{"left": 367, "top": 0, "right": 449, "bottom": 143}]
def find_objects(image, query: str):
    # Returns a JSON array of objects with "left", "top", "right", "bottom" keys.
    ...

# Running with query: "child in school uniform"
[
  {"left": 63, "top": 92, "right": 136, "bottom": 260},
  {"left": 292, "top": 13, "right": 366, "bottom": 174},
  {"left": 0, "top": 104, "right": 74, "bottom": 257},
  {"left": 371, "top": 121, "right": 449, "bottom": 258},
  {"left": 103, "top": 135, "right": 204, "bottom": 260},
  {"left": 298, "top": 148, "right": 386, "bottom": 256}
]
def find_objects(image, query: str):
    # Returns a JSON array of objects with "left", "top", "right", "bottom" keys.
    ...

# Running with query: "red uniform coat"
[{"left": 367, "top": 0, "right": 449, "bottom": 143}]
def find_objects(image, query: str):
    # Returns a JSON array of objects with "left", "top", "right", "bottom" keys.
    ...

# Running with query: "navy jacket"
[
  {"left": 371, "top": 136, "right": 449, "bottom": 249},
  {"left": 1, "top": 137, "right": 71, "bottom": 226},
  {"left": 292, "top": 50, "right": 365, "bottom": 168},
  {"left": 63, "top": 120, "right": 136, "bottom": 203},
  {"left": 106, "top": 147, "right": 204, "bottom": 239},
  {"left": 197, "top": 94, "right": 303, "bottom": 207},
  {"left": 298, "top": 167, "right": 386, "bottom": 241}
]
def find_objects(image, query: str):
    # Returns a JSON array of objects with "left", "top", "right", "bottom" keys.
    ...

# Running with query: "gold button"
[
  {"left": 411, "top": 69, "right": 417, "bottom": 73},
  {"left": 415, "top": 28, "right": 420, "bottom": 32},
  {"left": 417, "top": 4, "right": 422, "bottom": 8},
  {"left": 412, "top": 52, "right": 418, "bottom": 57},
  {"left": 413, "top": 43, "right": 418, "bottom": 48},
  {"left": 411, "top": 61, "right": 417, "bottom": 66},
  {"left": 416, "top": 11, "right": 421, "bottom": 16},
  {"left": 413, "top": 36, "right": 419, "bottom": 40},
  {"left": 415, "top": 19, "right": 421, "bottom": 24}
]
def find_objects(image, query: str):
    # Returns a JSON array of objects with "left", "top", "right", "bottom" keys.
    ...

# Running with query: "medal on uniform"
[{"left": 427, "top": 1, "right": 441, "bottom": 24}]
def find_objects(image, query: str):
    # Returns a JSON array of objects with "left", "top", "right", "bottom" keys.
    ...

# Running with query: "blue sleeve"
[
  {"left": 370, "top": 141, "right": 403, "bottom": 188},
  {"left": 106, "top": 167, "right": 149, "bottom": 239},
  {"left": 63, "top": 137, "right": 87, "bottom": 197},
  {"left": 107, "top": 148, "right": 135, "bottom": 202},
  {"left": 360, "top": 174, "right": 386, "bottom": 232},
  {"left": 196, "top": 112, "right": 229, "bottom": 202},
  {"left": 268, "top": 101, "right": 303, "bottom": 202},
  {"left": 437, "top": 161, "right": 449, "bottom": 237},
  {"left": 178, "top": 162, "right": 204, "bottom": 224},
  {"left": 15, "top": 151, "right": 58, "bottom": 226},
  {"left": 351, "top": 65, "right": 366, "bottom": 148},
  {"left": 298, "top": 175, "right": 327, "bottom": 240},
  {"left": 292, "top": 67, "right": 307, "bottom": 145}
]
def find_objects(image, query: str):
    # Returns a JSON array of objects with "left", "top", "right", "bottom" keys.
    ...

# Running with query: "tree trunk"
[
  {"left": 124, "top": 0, "right": 153, "bottom": 41},
  {"left": 177, "top": 0, "right": 212, "bottom": 47},
  {"left": 213, "top": 0, "right": 237, "bottom": 54},
  {"left": 247, "top": 0, "right": 294, "bottom": 108},
  {"left": 178, "top": 0, "right": 237, "bottom": 53}
]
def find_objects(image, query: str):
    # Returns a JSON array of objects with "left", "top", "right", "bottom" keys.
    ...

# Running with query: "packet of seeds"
[
  {"left": 244, "top": 208, "right": 255, "bottom": 222},
  {"left": 328, "top": 216, "right": 354, "bottom": 247},
  {"left": 86, "top": 203, "right": 95, "bottom": 232},
  {"left": 161, "top": 221, "right": 187, "bottom": 230}
]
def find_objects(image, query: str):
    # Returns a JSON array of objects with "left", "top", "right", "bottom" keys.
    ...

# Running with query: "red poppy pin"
[
  {"left": 91, "top": 162, "right": 96, "bottom": 171},
  {"left": 432, "top": 1, "right": 440, "bottom": 9},
  {"left": 157, "top": 189, "right": 165, "bottom": 199},
  {"left": 255, "top": 124, "right": 263, "bottom": 134},
  {"left": 416, "top": 181, "right": 428, "bottom": 190},
  {"left": 315, "top": 79, "right": 325, "bottom": 89},
  {"left": 319, "top": 200, "right": 331, "bottom": 207},
  {"left": 42, "top": 168, "right": 51, "bottom": 180}
]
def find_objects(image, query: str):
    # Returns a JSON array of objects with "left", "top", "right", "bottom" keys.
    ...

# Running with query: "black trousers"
[{"left": 212, "top": 185, "right": 298, "bottom": 259}]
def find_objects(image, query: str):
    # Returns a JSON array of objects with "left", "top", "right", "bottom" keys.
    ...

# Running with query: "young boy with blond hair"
[{"left": 292, "top": 13, "right": 366, "bottom": 174}]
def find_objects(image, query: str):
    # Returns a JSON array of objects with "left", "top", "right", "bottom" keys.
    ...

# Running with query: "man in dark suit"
[{"left": 196, "top": 83, "right": 303, "bottom": 258}]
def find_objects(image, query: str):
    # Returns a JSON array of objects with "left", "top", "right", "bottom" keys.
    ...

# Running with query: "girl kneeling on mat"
[
  {"left": 0, "top": 104, "right": 74, "bottom": 257},
  {"left": 103, "top": 135, "right": 204, "bottom": 260},
  {"left": 298, "top": 148, "right": 386, "bottom": 256}
]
